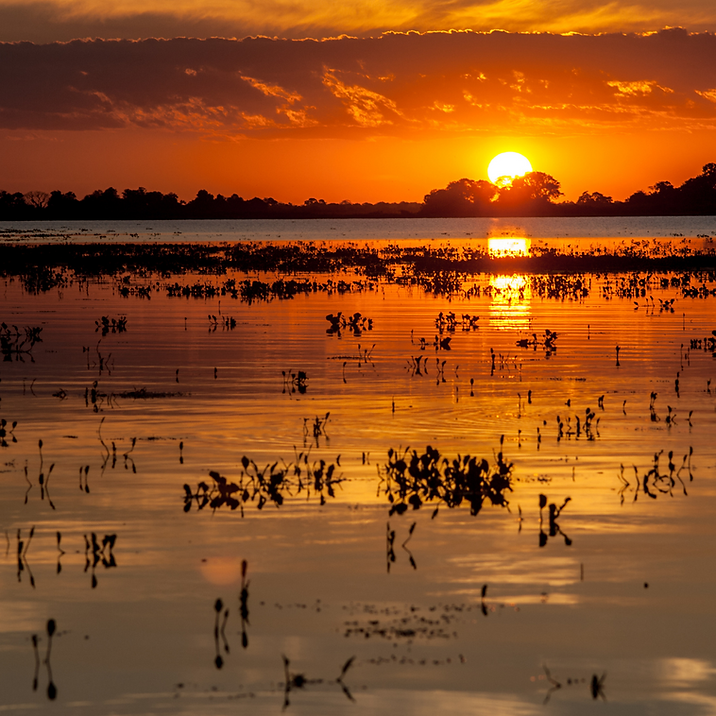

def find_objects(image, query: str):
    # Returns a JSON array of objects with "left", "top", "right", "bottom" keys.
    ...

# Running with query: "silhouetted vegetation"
[
  {"left": 2, "top": 243, "right": 715, "bottom": 293},
  {"left": 379, "top": 440, "right": 513, "bottom": 517},
  {"left": 2, "top": 163, "right": 714, "bottom": 220},
  {"left": 183, "top": 452, "right": 343, "bottom": 515},
  {"left": 0, "top": 186, "right": 420, "bottom": 221}
]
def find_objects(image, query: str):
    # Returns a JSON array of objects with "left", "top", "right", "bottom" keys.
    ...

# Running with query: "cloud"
[
  {"left": 2, "top": 0, "right": 716, "bottom": 42},
  {"left": 1, "top": 30, "right": 715, "bottom": 137}
]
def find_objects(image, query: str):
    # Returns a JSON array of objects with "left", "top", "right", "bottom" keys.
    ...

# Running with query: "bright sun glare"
[{"left": 487, "top": 152, "right": 533, "bottom": 186}]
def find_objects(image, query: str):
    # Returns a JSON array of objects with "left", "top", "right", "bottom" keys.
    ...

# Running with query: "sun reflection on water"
[
  {"left": 488, "top": 273, "right": 531, "bottom": 330},
  {"left": 488, "top": 237, "right": 531, "bottom": 257}
]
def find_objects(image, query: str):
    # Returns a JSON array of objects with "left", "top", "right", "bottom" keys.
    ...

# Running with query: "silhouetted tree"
[
  {"left": 0, "top": 191, "right": 32, "bottom": 219},
  {"left": 24, "top": 191, "right": 50, "bottom": 210},
  {"left": 678, "top": 163, "right": 716, "bottom": 214},
  {"left": 421, "top": 178, "right": 497, "bottom": 216},
  {"left": 186, "top": 189, "right": 216, "bottom": 219},
  {"left": 81, "top": 187, "right": 121, "bottom": 219},
  {"left": 3, "top": 162, "right": 716, "bottom": 221},
  {"left": 495, "top": 172, "right": 562, "bottom": 214},
  {"left": 577, "top": 191, "right": 613, "bottom": 206},
  {"left": 46, "top": 191, "right": 79, "bottom": 219}
]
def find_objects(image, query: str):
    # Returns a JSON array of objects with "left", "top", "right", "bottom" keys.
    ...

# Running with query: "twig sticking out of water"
[
  {"left": 213, "top": 598, "right": 229, "bottom": 669},
  {"left": 539, "top": 495, "right": 572, "bottom": 547},
  {"left": 240, "top": 560, "right": 250, "bottom": 649},
  {"left": 17, "top": 526, "right": 36, "bottom": 587},
  {"left": 84, "top": 533, "right": 117, "bottom": 589},
  {"left": 618, "top": 447, "right": 693, "bottom": 504},
  {"left": 281, "top": 653, "right": 356, "bottom": 709}
]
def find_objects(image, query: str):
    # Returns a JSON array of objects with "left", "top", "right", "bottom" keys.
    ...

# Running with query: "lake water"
[
  {"left": 1, "top": 215, "right": 716, "bottom": 245},
  {"left": 1, "top": 223, "right": 716, "bottom": 714}
]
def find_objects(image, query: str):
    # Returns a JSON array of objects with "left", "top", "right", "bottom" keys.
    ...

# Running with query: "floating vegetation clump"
[
  {"left": 165, "top": 276, "right": 373, "bottom": 303},
  {"left": 183, "top": 451, "right": 343, "bottom": 515},
  {"left": 379, "top": 441, "right": 513, "bottom": 517},
  {"left": 529, "top": 274, "right": 590, "bottom": 300}
]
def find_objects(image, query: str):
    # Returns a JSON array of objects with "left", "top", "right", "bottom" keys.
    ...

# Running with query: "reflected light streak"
[
  {"left": 488, "top": 237, "right": 531, "bottom": 257},
  {"left": 489, "top": 273, "right": 531, "bottom": 330}
]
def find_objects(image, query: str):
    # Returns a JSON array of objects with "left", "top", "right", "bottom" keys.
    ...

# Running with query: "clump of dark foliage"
[
  {"left": 183, "top": 452, "right": 342, "bottom": 516},
  {"left": 379, "top": 440, "right": 513, "bottom": 517}
]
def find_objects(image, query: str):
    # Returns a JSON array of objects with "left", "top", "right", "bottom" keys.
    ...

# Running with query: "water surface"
[{"left": 1, "top": 247, "right": 715, "bottom": 714}]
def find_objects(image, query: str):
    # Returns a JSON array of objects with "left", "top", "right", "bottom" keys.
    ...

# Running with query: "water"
[
  {"left": 1, "top": 215, "right": 716, "bottom": 245},
  {"left": 1, "top": 234, "right": 716, "bottom": 714}
]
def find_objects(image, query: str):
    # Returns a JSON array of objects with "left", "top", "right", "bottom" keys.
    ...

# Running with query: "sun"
[{"left": 488, "top": 152, "right": 533, "bottom": 186}]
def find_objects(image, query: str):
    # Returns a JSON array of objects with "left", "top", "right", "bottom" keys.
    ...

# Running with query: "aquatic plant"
[
  {"left": 515, "top": 328, "right": 558, "bottom": 356},
  {"left": 539, "top": 494, "right": 572, "bottom": 547},
  {"left": 555, "top": 407, "right": 599, "bottom": 441},
  {"left": 239, "top": 560, "right": 250, "bottom": 648},
  {"left": 325, "top": 311, "right": 373, "bottom": 336},
  {"left": 30, "top": 619, "right": 58, "bottom": 700},
  {"left": 435, "top": 311, "right": 479, "bottom": 332},
  {"left": 24, "top": 440, "right": 55, "bottom": 509},
  {"left": 378, "top": 440, "right": 513, "bottom": 517},
  {"left": 213, "top": 598, "right": 229, "bottom": 669},
  {"left": 303, "top": 412, "right": 330, "bottom": 447},
  {"left": 94, "top": 315, "right": 127, "bottom": 335},
  {"left": 0, "top": 323, "right": 42, "bottom": 361},
  {"left": 282, "top": 370, "right": 308, "bottom": 395},
  {"left": 16, "top": 526, "right": 36, "bottom": 587},
  {"left": 208, "top": 314, "right": 236, "bottom": 331},
  {"left": 617, "top": 448, "right": 693, "bottom": 503},
  {"left": 84, "top": 533, "right": 117, "bottom": 589},
  {"left": 541, "top": 664, "right": 605, "bottom": 705},
  {"left": 386, "top": 521, "right": 416, "bottom": 572},
  {"left": 183, "top": 452, "right": 343, "bottom": 515},
  {"left": 0, "top": 418, "right": 17, "bottom": 447},
  {"left": 281, "top": 653, "right": 356, "bottom": 708}
]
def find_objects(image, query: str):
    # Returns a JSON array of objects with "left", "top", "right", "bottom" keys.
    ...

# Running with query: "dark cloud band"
[{"left": 1, "top": 29, "right": 715, "bottom": 135}]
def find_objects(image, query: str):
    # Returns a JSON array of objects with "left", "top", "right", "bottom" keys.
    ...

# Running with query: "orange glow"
[
  {"left": 487, "top": 152, "right": 533, "bottom": 186},
  {"left": 488, "top": 274, "right": 532, "bottom": 330},
  {"left": 3, "top": 0, "right": 716, "bottom": 42},
  {"left": 199, "top": 556, "right": 244, "bottom": 585},
  {"left": 1, "top": 31, "right": 715, "bottom": 202},
  {"left": 488, "top": 237, "right": 530, "bottom": 256},
  {"left": 2, "top": 128, "right": 712, "bottom": 204}
]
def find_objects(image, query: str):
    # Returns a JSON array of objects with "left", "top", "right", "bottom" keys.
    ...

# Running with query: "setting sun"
[{"left": 488, "top": 152, "right": 533, "bottom": 186}]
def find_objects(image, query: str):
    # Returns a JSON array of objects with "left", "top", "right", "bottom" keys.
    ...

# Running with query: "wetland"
[{"left": 1, "top": 220, "right": 716, "bottom": 714}]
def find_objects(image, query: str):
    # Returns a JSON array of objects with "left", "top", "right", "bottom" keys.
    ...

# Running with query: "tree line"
[
  {"left": 420, "top": 164, "right": 716, "bottom": 217},
  {"left": 2, "top": 164, "right": 715, "bottom": 221}
]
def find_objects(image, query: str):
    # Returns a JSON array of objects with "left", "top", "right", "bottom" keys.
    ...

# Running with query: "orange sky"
[{"left": 1, "top": 29, "right": 716, "bottom": 203}]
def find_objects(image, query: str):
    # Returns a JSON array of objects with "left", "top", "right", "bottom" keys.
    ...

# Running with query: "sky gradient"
[{"left": 2, "top": 8, "right": 715, "bottom": 203}]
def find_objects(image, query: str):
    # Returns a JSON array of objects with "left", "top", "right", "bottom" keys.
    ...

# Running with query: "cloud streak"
[
  {"left": 2, "top": 0, "right": 716, "bottom": 43},
  {"left": 1, "top": 29, "right": 716, "bottom": 140}
]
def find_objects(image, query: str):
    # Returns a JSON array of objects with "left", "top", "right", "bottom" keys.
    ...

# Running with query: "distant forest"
[{"left": 2, "top": 163, "right": 715, "bottom": 221}]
